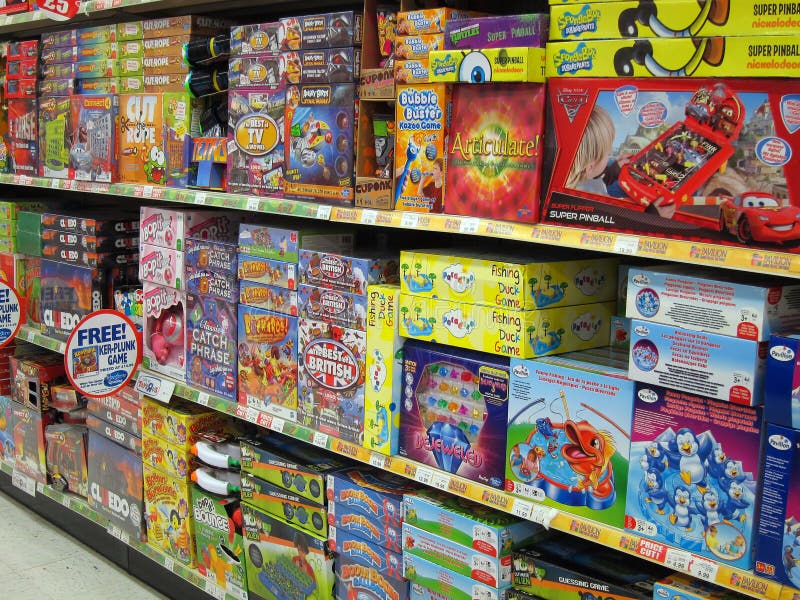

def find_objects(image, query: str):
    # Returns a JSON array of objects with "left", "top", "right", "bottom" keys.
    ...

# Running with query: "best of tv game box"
[
  {"left": 626, "top": 383, "right": 762, "bottom": 570},
  {"left": 505, "top": 350, "right": 634, "bottom": 528},
  {"left": 629, "top": 319, "right": 767, "bottom": 405},
  {"left": 227, "top": 54, "right": 286, "bottom": 88},
  {"left": 626, "top": 264, "right": 800, "bottom": 341},
  {"left": 542, "top": 78, "right": 800, "bottom": 251},
  {"left": 399, "top": 249, "right": 618, "bottom": 310},
  {"left": 230, "top": 22, "right": 282, "bottom": 55}
]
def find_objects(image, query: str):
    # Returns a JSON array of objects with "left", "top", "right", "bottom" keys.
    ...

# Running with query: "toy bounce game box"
[{"left": 542, "top": 78, "right": 800, "bottom": 251}]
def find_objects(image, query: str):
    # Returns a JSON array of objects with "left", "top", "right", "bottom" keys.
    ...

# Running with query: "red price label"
[{"left": 36, "top": 0, "right": 81, "bottom": 21}]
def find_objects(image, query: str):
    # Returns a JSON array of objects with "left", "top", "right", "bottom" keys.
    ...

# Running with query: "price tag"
[
  {"left": 613, "top": 235, "right": 640, "bottom": 256},
  {"left": 529, "top": 506, "right": 558, "bottom": 528},
  {"left": 664, "top": 549, "right": 691, "bottom": 572},
  {"left": 142, "top": 185, "right": 154, "bottom": 198},
  {"left": 361, "top": 210, "right": 377, "bottom": 225},
  {"left": 50, "top": 179, "right": 61, "bottom": 189},
  {"left": 19, "top": 175, "right": 33, "bottom": 186},
  {"left": 135, "top": 373, "right": 175, "bottom": 404},
  {"left": 235, "top": 405, "right": 248, "bottom": 420},
  {"left": 316, "top": 205, "right": 332, "bottom": 220},
  {"left": 369, "top": 454, "right": 386, "bottom": 469},
  {"left": 205, "top": 580, "right": 226, "bottom": 600},
  {"left": 36, "top": 482, "right": 44, "bottom": 493},
  {"left": 459, "top": 218, "right": 480, "bottom": 234},
  {"left": 269, "top": 417, "right": 285, "bottom": 434},
  {"left": 194, "top": 192, "right": 207, "bottom": 206},
  {"left": 400, "top": 213, "right": 419, "bottom": 228},
  {"left": 245, "top": 407, "right": 259, "bottom": 423},
  {"left": 26, "top": 330, "right": 36, "bottom": 343},
  {"left": 312, "top": 432, "right": 329, "bottom": 449},
  {"left": 196, "top": 392, "right": 210, "bottom": 407},
  {"left": 62, "top": 496, "right": 71, "bottom": 509},
  {"left": 688, "top": 556, "right": 719, "bottom": 582},
  {"left": 163, "top": 557, "right": 174, "bottom": 572},
  {"left": 511, "top": 499, "right": 533, "bottom": 521},
  {"left": 247, "top": 197, "right": 261, "bottom": 211},
  {"left": 430, "top": 472, "right": 450, "bottom": 491},
  {"left": 414, "top": 466, "right": 433, "bottom": 486},
  {"left": 107, "top": 524, "right": 130, "bottom": 545},
  {"left": 631, "top": 518, "right": 657, "bottom": 537},
  {"left": 11, "top": 470, "right": 36, "bottom": 497}
]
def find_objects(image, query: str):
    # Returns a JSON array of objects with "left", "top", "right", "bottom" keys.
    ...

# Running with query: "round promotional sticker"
[
  {"left": 64, "top": 310, "right": 142, "bottom": 398},
  {"left": 0, "top": 280, "right": 23, "bottom": 348},
  {"left": 35, "top": 0, "right": 81, "bottom": 21}
]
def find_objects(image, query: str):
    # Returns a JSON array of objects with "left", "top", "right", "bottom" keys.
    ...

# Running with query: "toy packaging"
[
  {"left": 8, "top": 98, "right": 38, "bottom": 176},
  {"left": 365, "top": 285, "right": 403, "bottom": 455},
  {"left": 298, "top": 317, "right": 367, "bottom": 444},
  {"left": 394, "top": 59, "right": 430, "bottom": 84},
  {"left": 279, "top": 11, "right": 363, "bottom": 50},
  {"left": 226, "top": 87, "right": 286, "bottom": 197},
  {"left": 142, "top": 432, "right": 196, "bottom": 479},
  {"left": 403, "top": 553, "right": 510, "bottom": 600},
  {"left": 40, "top": 246, "right": 139, "bottom": 269},
  {"left": 140, "top": 243, "right": 184, "bottom": 289},
  {"left": 284, "top": 83, "right": 356, "bottom": 204},
  {"left": 77, "top": 22, "right": 144, "bottom": 45},
  {"left": 143, "top": 463, "right": 197, "bottom": 566},
  {"left": 78, "top": 77, "right": 144, "bottom": 95},
  {"left": 164, "top": 92, "right": 204, "bottom": 188},
  {"left": 189, "top": 137, "right": 227, "bottom": 190},
  {"left": 186, "top": 294, "right": 238, "bottom": 402},
  {"left": 41, "top": 229, "right": 138, "bottom": 253},
  {"left": 505, "top": 351, "right": 634, "bottom": 528},
  {"left": 242, "top": 502, "right": 336, "bottom": 600},
  {"left": 626, "top": 264, "right": 800, "bottom": 341},
  {"left": 185, "top": 239, "right": 239, "bottom": 301},
  {"left": 445, "top": 14, "right": 548, "bottom": 50},
  {"left": 394, "top": 84, "right": 450, "bottom": 212},
  {"left": 241, "top": 471, "right": 327, "bottom": 537},
  {"left": 237, "top": 305, "right": 299, "bottom": 421},
  {"left": 550, "top": 1, "right": 800, "bottom": 40},
  {"left": 396, "top": 34, "right": 445, "bottom": 60},
  {"left": 87, "top": 413, "right": 143, "bottom": 456},
  {"left": 629, "top": 319, "right": 766, "bottom": 405},
  {"left": 230, "top": 22, "right": 282, "bottom": 55},
  {"left": 228, "top": 52, "right": 286, "bottom": 88},
  {"left": 0, "top": 0, "right": 29, "bottom": 15},
  {"left": 399, "top": 294, "right": 615, "bottom": 359},
  {"left": 88, "top": 397, "right": 141, "bottom": 437},
  {"left": 399, "top": 341, "right": 510, "bottom": 488},
  {"left": 141, "top": 207, "right": 238, "bottom": 251},
  {"left": 41, "top": 212, "right": 139, "bottom": 236},
  {"left": 118, "top": 93, "right": 164, "bottom": 184},
  {"left": 239, "top": 219, "right": 355, "bottom": 264},
  {"left": 298, "top": 249, "right": 399, "bottom": 295},
  {"left": 87, "top": 430, "right": 146, "bottom": 540},
  {"left": 142, "top": 16, "right": 232, "bottom": 39},
  {"left": 142, "top": 55, "right": 190, "bottom": 76},
  {"left": 652, "top": 573, "right": 752, "bottom": 600},
  {"left": 327, "top": 496, "right": 401, "bottom": 551},
  {"left": 765, "top": 333, "right": 800, "bottom": 428},
  {"left": 8, "top": 39, "right": 38, "bottom": 59},
  {"left": 142, "top": 282, "right": 186, "bottom": 379},
  {"left": 429, "top": 48, "right": 546, "bottom": 83},
  {"left": 73, "top": 59, "right": 143, "bottom": 79},
  {"left": 626, "top": 382, "right": 762, "bottom": 569},
  {"left": 69, "top": 94, "right": 119, "bottom": 182},
  {"left": 754, "top": 423, "right": 800, "bottom": 587},
  {"left": 38, "top": 79, "right": 76, "bottom": 98},
  {"left": 327, "top": 469, "right": 417, "bottom": 530},
  {"left": 335, "top": 563, "right": 407, "bottom": 600},
  {"left": 143, "top": 74, "right": 186, "bottom": 93},
  {"left": 38, "top": 96, "right": 72, "bottom": 179},
  {"left": 330, "top": 526, "right": 407, "bottom": 596},
  {"left": 40, "top": 260, "right": 107, "bottom": 341},
  {"left": 0, "top": 395, "right": 16, "bottom": 462},
  {"left": 12, "top": 404, "right": 55, "bottom": 483},
  {"left": 76, "top": 41, "right": 144, "bottom": 61},
  {"left": 542, "top": 78, "right": 800, "bottom": 250},
  {"left": 240, "top": 281, "right": 298, "bottom": 315},
  {"left": 284, "top": 47, "right": 361, "bottom": 84},
  {"left": 45, "top": 424, "right": 88, "bottom": 495},
  {"left": 400, "top": 249, "right": 618, "bottom": 310},
  {"left": 10, "top": 353, "right": 65, "bottom": 412},
  {"left": 397, "top": 8, "right": 481, "bottom": 36},
  {"left": 141, "top": 398, "right": 227, "bottom": 450}
]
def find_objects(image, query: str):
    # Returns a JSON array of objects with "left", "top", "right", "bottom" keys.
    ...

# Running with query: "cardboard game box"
[
  {"left": 38, "top": 96, "right": 72, "bottom": 179},
  {"left": 241, "top": 471, "right": 327, "bottom": 537},
  {"left": 118, "top": 93, "right": 164, "bottom": 184},
  {"left": 164, "top": 92, "right": 204, "bottom": 188},
  {"left": 70, "top": 94, "right": 119, "bottom": 182},
  {"left": 626, "top": 383, "right": 762, "bottom": 570},
  {"left": 542, "top": 78, "right": 800, "bottom": 251},
  {"left": 142, "top": 283, "right": 187, "bottom": 381},
  {"left": 186, "top": 294, "right": 238, "bottom": 402},
  {"left": 240, "top": 281, "right": 298, "bottom": 315},
  {"left": 141, "top": 206, "right": 238, "bottom": 251},
  {"left": 8, "top": 98, "right": 38, "bottom": 176},
  {"left": 40, "top": 259, "right": 109, "bottom": 341},
  {"left": 143, "top": 463, "right": 197, "bottom": 566}
]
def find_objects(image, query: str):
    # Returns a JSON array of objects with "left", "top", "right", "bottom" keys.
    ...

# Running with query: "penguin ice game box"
[{"left": 625, "top": 383, "right": 762, "bottom": 569}]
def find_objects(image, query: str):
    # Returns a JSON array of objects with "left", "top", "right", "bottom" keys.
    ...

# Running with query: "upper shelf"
[{"left": 5, "top": 173, "right": 800, "bottom": 278}]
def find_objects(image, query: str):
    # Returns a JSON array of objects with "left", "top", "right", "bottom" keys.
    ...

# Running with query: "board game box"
[
  {"left": 38, "top": 96, "right": 72, "bottom": 179},
  {"left": 186, "top": 294, "right": 237, "bottom": 402},
  {"left": 118, "top": 93, "right": 164, "bottom": 184},
  {"left": 40, "top": 259, "right": 111, "bottom": 341},
  {"left": 70, "top": 94, "right": 119, "bottom": 182},
  {"left": 8, "top": 98, "right": 38, "bottom": 176},
  {"left": 142, "top": 282, "right": 186, "bottom": 381}
]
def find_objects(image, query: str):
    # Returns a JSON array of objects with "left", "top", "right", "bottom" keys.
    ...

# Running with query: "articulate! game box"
[{"left": 542, "top": 78, "right": 800, "bottom": 252}]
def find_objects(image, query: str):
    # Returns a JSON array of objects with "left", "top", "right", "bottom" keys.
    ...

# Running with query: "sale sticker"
[
  {"left": 0, "top": 280, "right": 22, "bottom": 349},
  {"left": 35, "top": 0, "right": 81, "bottom": 21},
  {"left": 64, "top": 310, "right": 142, "bottom": 398}
]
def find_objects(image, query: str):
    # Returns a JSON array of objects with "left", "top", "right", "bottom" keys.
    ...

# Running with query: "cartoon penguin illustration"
[
  {"left": 695, "top": 489, "right": 723, "bottom": 529},
  {"left": 643, "top": 468, "right": 669, "bottom": 514},
  {"left": 643, "top": 442, "right": 667, "bottom": 473},
  {"left": 669, "top": 485, "right": 696, "bottom": 530},
  {"left": 666, "top": 428, "right": 710, "bottom": 491},
  {"left": 705, "top": 443, "right": 727, "bottom": 481},
  {"left": 723, "top": 480, "right": 751, "bottom": 523},
  {"left": 718, "top": 459, "right": 746, "bottom": 492}
]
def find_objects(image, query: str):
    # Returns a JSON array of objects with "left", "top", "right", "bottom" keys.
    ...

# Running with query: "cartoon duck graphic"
[
  {"left": 561, "top": 418, "right": 616, "bottom": 498},
  {"left": 668, "top": 485, "right": 696, "bottom": 530},
  {"left": 665, "top": 428, "right": 710, "bottom": 491}
]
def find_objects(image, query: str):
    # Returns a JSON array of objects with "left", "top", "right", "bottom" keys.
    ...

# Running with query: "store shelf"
[
  {"left": 0, "top": 457, "right": 240, "bottom": 600},
  {"left": 132, "top": 368, "right": 788, "bottom": 600},
  {"left": 6, "top": 172, "right": 800, "bottom": 278},
  {"left": 17, "top": 324, "right": 66, "bottom": 353}
]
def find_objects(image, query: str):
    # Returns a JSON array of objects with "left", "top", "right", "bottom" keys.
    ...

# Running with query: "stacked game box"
[
  {"left": 6, "top": 39, "right": 39, "bottom": 176},
  {"left": 46, "top": 381, "right": 90, "bottom": 496},
  {"left": 227, "top": 20, "right": 286, "bottom": 197},
  {"left": 237, "top": 222, "right": 352, "bottom": 422},
  {"left": 297, "top": 243, "right": 398, "bottom": 444},
  {"left": 328, "top": 468, "right": 419, "bottom": 600},
  {"left": 0, "top": 199, "right": 45, "bottom": 256},
  {"left": 403, "top": 488, "right": 545, "bottom": 600},
  {"left": 398, "top": 248, "right": 617, "bottom": 358}
]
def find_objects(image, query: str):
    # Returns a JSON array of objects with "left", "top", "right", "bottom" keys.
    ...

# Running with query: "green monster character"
[{"left": 144, "top": 145, "right": 167, "bottom": 184}]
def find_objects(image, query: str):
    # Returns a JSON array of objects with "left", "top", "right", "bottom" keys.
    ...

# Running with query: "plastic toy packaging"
[
  {"left": 376, "top": 6, "right": 398, "bottom": 62},
  {"left": 372, "top": 113, "right": 395, "bottom": 179}
]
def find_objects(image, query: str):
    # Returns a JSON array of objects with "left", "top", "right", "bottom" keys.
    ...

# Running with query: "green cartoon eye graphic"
[{"left": 459, "top": 52, "right": 492, "bottom": 83}]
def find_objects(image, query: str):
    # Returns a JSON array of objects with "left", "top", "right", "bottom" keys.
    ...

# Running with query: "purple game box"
[{"left": 444, "top": 14, "right": 548, "bottom": 50}]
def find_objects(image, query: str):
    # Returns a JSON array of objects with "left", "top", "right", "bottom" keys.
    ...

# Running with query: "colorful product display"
[{"left": 186, "top": 293, "right": 237, "bottom": 402}]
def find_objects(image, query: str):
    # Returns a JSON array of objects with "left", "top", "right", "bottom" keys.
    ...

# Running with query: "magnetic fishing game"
[
  {"left": 505, "top": 351, "right": 634, "bottom": 528},
  {"left": 542, "top": 78, "right": 800, "bottom": 249},
  {"left": 625, "top": 383, "right": 762, "bottom": 569}
]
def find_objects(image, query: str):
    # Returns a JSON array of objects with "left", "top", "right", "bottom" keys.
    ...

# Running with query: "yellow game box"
[
  {"left": 142, "top": 432, "right": 197, "bottom": 480},
  {"left": 141, "top": 398, "right": 228, "bottom": 450},
  {"left": 397, "top": 8, "right": 483, "bottom": 36},
  {"left": 428, "top": 47, "right": 546, "bottom": 83},
  {"left": 400, "top": 249, "right": 618, "bottom": 310},
  {"left": 395, "top": 59, "right": 430, "bottom": 83},
  {"left": 364, "top": 284, "right": 403, "bottom": 456},
  {"left": 143, "top": 463, "right": 197, "bottom": 567},
  {"left": 550, "top": 1, "right": 800, "bottom": 40},
  {"left": 399, "top": 293, "right": 615, "bottom": 358},
  {"left": 546, "top": 36, "right": 800, "bottom": 77},
  {"left": 396, "top": 34, "right": 445, "bottom": 60}
]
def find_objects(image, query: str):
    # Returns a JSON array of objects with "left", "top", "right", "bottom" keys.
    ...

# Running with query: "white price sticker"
[
  {"left": 62, "top": 496, "right": 71, "bottom": 509},
  {"left": 664, "top": 549, "right": 691, "bottom": 572},
  {"left": 529, "top": 506, "right": 558, "bottom": 528},
  {"left": 400, "top": 213, "right": 419, "bottom": 228},
  {"left": 459, "top": 218, "right": 480, "bottom": 234},
  {"left": 107, "top": 524, "right": 130, "bottom": 545},
  {"left": 430, "top": 472, "right": 450, "bottom": 491},
  {"left": 312, "top": 432, "right": 329, "bottom": 449},
  {"left": 206, "top": 580, "right": 226, "bottom": 600},
  {"left": 632, "top": 518, "right": 657, "bottom": 537},
  {"left": 613, "top": 235, "right": 640, "bottom": 255},
  {"left": 142, "top": 185, "right": 154, "bottom": 198},
  {"left": 414, "top": 467, "right": 433, "bottom": 486},
  {"left": 247, "top": 197, "right": 261, "bottom": 211},
  {"left": 246, "top": 407, "right": 259, "bottom": 423},
  {"left": 163, "top": 557, "right": 174, "bottom": 572},
  {"left": 369, "top": 454, "right": 386, "bottom": 469},
  {"left": 11, "top": 470, "right": 36, "bottom": 497},
  {"left": 51, "top": 179, "right": 61, "bottom": 189},
  {"left": 194, "top": 192, "right": 207, "bottom": 206},
  {"left": 511, "top": 499, "right": 533, "bottom": 520},
  {"left": 688, "top": 556, "right": 719, "bottom": 582},
  {"left": 19, "top": 175, "right": 32, "bottom": 186},
  {"left": 36, "top": 482, "right": 44, "bottom": 493},
  {"left": 270, "top": 417, "right": 285, "bottom": 434},
  {"left": 360, "top": 210, "right": 377, "bottom": 225},
  {"left": 26, "top": 330, "right": 36, "bottom": 343},
  {"left": 196, "top": 392, "right": 210, "bottom": 407},
  {"left": 316, "top": 205, "right": 332, "bottom": 220}
]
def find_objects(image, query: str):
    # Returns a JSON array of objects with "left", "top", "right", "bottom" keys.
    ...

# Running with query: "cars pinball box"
[{"left": 541, "top": 78, "right": 800, "bottom": 250}]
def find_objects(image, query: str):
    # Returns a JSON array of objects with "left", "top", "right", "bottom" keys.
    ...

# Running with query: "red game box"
[
  {"left": 7, "top": 98, "right": 38, "bottom": 176},
  {"left": 542, "top": 78, "right": 800, "bottom": 250}
]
